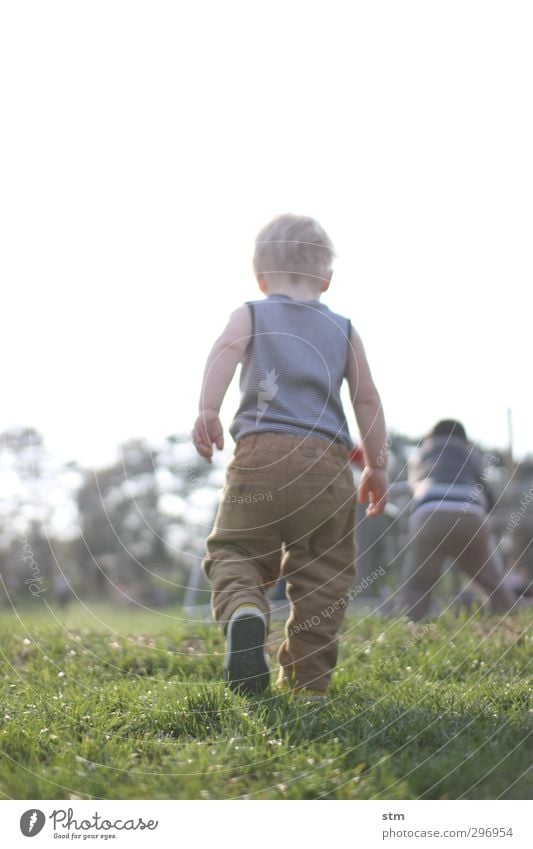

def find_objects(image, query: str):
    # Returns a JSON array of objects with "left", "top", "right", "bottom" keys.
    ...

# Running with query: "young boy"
[{"left": 192, "top": 213, "right": 388, "bottom": 697}]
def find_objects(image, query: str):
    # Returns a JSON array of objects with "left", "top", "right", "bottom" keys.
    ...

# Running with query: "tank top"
[{"left": 229, "top": 294, "right": 353, "bottom": 448}]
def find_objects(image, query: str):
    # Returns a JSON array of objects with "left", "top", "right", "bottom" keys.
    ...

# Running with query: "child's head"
[
  {"left": 253, "top": 213, "right": 336, "bottom": 295},
  {"left": 428, "top": 419, "right": 468, "bottom": 442}
]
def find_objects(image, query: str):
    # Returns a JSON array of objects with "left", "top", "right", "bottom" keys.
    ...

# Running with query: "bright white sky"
[{"left": 2, "top": 1, "right": 532, "bottom": 467}]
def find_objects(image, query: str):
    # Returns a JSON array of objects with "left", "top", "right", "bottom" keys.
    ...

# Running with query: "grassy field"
[{"left": 0, "top": 603, "right": 531, "bottom": 800}]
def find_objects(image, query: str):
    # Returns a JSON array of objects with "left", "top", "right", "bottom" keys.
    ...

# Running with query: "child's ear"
[
  {"left": 257, "top": 274, "right": 269, "bottom": 294},
  {"left": 320, "top": 274, "right": 332, "bottom": 293}
]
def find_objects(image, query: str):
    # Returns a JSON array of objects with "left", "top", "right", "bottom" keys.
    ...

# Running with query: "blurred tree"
[
  {"left": 77, "top": 438, "right": 165, "bottom": 599},
  {"left": 0, "top": 426, "right": 80, "bottom": 602},
  {"left": 0, "top": 427, "right": 222, "bottom": 605}
]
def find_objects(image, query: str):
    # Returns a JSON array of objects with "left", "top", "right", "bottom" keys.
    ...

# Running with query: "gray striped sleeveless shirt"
[{"left": 229, "top": 294, "right": 353, "bottom": 448}]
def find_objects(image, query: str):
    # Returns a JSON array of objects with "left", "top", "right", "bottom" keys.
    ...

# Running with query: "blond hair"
[{"left": 253, "top": 213, "right": 336, "bottom": 288}]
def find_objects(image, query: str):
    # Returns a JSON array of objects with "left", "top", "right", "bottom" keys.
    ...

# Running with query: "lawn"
[{"left": 0, "top": 603, "right": 531, "bottom": 799}]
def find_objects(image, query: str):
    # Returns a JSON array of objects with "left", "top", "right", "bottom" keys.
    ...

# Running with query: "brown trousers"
[
  {"left": 203, "top": 432, "right": 357, "bottom": 692},
  {"left": 401, "top": 506, "right": 515, "bottom": 620}
]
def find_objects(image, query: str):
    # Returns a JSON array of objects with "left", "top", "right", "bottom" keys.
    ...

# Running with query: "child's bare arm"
[
  {"left": 192, "top": 306, "right": 252, "bottom": 462},
  {"left": 345, "top": 326, "right": 388, "bottom": 515}
]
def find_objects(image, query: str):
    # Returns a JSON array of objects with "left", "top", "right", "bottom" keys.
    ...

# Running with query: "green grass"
[{"left": 0, "top": 604, "right": 531, "bottom": 799}]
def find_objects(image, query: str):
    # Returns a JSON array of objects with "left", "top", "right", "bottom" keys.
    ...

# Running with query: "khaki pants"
[
  {"left": 401, "top": 506, "right": 515, "bottom": 620},
  {"left": 203, "top": 432, "right": 357, "bottom": 692}
]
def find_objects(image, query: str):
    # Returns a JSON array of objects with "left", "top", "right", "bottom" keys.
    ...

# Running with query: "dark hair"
[{"left": 428, "top": 419, "right": 467, "bottom": 441}]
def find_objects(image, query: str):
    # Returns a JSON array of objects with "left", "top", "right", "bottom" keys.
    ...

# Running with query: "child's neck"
[{"left": 266, "top": 282, "right": 322, "bottom": 302}]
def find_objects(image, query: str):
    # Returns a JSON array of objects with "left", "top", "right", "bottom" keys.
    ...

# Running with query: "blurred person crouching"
[{"left": 400, "top": 419, "right": 515, "bottom": 620}]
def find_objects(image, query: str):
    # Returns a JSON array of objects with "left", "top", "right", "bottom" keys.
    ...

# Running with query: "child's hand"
[
  {"left": 357, "top": 466, "right": 389, "bottom": 517},
  {"left": 192, "top": 409, "right": 224, "bottom": 463}
]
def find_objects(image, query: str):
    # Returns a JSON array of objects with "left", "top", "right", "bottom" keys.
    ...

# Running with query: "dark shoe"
[{"left": 223, "top": 606, "right": 270, "bottom": 696}]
